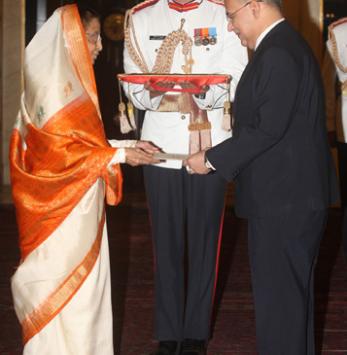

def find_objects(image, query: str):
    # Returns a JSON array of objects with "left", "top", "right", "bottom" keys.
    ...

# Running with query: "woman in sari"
[{"left": 9, "top": 4, "right": 158, "bottom": 354}]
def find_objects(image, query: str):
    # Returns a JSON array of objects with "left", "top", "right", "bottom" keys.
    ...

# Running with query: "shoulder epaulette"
[
  {"left": 207, "top": 0, "right": 225, "bottom": 7},
  {"left": 130, "top": 0, "right": 161, "bottom": 14}
]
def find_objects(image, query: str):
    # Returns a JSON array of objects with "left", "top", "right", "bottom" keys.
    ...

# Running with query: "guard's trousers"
[
  {"left": 143, "top": 165, "right": 227, "bottom": 341},
  {"left": 248, "top": 209, "right": 327, "bottom": 355}
]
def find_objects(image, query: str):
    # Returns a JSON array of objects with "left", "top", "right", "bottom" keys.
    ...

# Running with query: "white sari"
[{"left": 10, "top": 5, "right": 123, "bottom": 354}]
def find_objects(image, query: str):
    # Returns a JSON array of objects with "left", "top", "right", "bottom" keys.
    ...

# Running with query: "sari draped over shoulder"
[{"left": 9, "top": 4, "right": 122, "bottom": 354}]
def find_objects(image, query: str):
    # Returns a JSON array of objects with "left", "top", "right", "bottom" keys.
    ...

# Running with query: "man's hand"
[
  {"left": 184, "top": 150, "right": 211, "bottom": 175},
  {"left": 177, "top": 83, "right": 210, "bottom": 98},
  {"left": 124, "top": 148, "right": 160, "bottom": 166},
  {"left": 145, "top": 81, "right": 176, "bottom": 99}
]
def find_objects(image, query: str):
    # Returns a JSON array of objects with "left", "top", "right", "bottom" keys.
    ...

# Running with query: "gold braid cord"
[
  {"left": 152, "top": 19, "right": 194, "bottom": 74},
  {"left": 124, "top": 6, "right": 193, "bottom": 74},
  {"left": 342, "top": 81, "right": 347, "bottom": 96},
  {"left": 122, "top": 2, "right": 215, "bottom": 152},
  {"left": 328, "top": 19, "right": 347, "bottom": 74},
  {"left": 329, "top": 31, "right": 347, "bottom": 73},
  {"left": 124, "top": 9, "right": 149, "bottom": 73}
]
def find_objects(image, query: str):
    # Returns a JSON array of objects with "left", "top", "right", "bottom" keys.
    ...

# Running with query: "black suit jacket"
[{"left": 207, "top": 21, "right": 339, "bottom": 218}]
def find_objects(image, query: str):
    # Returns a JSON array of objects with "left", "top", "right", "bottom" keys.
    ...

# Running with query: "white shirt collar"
[{"left": 255, "top": 18, "right": 285, "bottom": 50}]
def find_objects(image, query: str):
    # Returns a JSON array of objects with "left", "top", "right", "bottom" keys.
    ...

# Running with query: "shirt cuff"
[
  {"left": 108, "top": 139, "right": 137, "bottom": 148},
  {"left": 108, "top": 148, "right": 126, "bottom": 168},
  {"left": 133, "top": 87, "right": 163, "bottom": 110},
  {"left": 192, "top": 89, "right": 214, "bottom": 110},
  {"left": 205, "top": 157, "right": 216, "bottom": 170}
]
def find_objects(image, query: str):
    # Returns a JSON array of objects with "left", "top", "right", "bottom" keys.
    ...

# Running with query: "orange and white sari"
[{"left": 10, "top": 5, "right": 122, "bottom": 354}]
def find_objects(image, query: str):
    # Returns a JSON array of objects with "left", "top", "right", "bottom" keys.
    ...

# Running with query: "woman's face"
[{"left": 84, "top": 17, "right": 102, "bottom": 64}]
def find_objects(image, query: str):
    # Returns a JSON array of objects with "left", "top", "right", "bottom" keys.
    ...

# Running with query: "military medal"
[
  {"left": 194, "top": 27, "right": 217, "bottom": 46},
  {"left": 194, "top": 28, "right": 202, "bottom": 46},
  {"left": 209, "top": 27, "right": 217, "bottom": 45},
  {"left": 201, "top": 28, "right": 209, "bottom": 46}
]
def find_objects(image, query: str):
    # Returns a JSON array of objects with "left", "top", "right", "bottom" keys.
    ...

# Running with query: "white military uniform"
[
  {"left": 123, "top": 0, "right": 248, "bottom": 169},
  {"left": 122, "top": 0, "right": 247, "bottom": 343},
  {"left": 326, "top": 17, "right": 347, "bottom": 143}
]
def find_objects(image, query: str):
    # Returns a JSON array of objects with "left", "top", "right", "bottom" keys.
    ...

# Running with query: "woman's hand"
[
  {"left": 135, "top": 140, "right": 160, "bottom": 153},
  {"left": 124, "top": 147, "right": 160, "bottom": 166}
]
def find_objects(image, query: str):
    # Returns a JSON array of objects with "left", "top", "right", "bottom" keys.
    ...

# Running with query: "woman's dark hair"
[{"left": 76, "top": 2, "right": 101, "bottom": 26}]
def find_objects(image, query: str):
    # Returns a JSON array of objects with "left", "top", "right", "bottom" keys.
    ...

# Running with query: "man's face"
[{"left": 225, "top": 0, "right": 257, "bottom": 49}]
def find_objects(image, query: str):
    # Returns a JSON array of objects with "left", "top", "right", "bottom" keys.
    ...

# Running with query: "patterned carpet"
[{"left": 1, "top": 190, "right": 346, "bottom": 354}]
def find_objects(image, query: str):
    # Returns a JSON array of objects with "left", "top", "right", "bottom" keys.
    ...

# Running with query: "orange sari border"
[
  {"left": 21, "top": 209, "right": 106, "bottom": 344},
  {"left": 10, "top": 92, "right": 122, "bottom": 259},
  {"left": 61, "top": 5, "right": 99, "bottom": 109},
  {"left": 10, "top": 4, "right": 123, "bottom": 260}
]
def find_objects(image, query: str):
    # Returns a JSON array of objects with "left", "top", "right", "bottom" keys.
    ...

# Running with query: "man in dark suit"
[{"left": 185, "top": 0, "right": 339, "bottom": 354}]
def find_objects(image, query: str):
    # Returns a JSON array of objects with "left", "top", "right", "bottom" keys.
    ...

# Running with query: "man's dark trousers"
[{"left": 248, "top": 209, "right": 327, "bottom": 355}]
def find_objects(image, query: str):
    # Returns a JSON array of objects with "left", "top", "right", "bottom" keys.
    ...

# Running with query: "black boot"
[
  {"left": 180, "top": 339, "right": 206, "bottom": 355},
  {"left": 151, "top": 341, "right": 179, "bottom": 355}
]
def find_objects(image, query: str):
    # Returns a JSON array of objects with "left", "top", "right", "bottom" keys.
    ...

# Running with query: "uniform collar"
[{"left": 168, "top": 0, "right": 203, "bottom": 12}]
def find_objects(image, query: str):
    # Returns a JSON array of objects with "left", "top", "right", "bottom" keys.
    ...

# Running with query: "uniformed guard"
[
  {"left": 327, "top": 18, "right": 347, "bottom": 258},
  {"left": 122, "top": 0, "right": 248, "bottom": 354}
]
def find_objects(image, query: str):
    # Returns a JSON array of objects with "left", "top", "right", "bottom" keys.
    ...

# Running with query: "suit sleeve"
[{"left": 206, "top": 47, "right": 300, "bottom": 181}]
